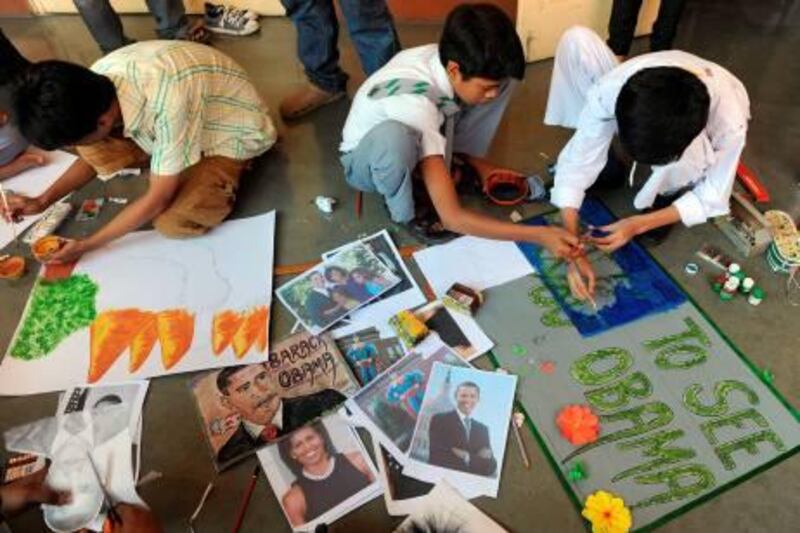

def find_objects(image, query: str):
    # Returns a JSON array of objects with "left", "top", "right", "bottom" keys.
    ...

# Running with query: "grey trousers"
[
  {"left": 340, "top": 81, "right": 516, "bottom": 223},
  {"left": 73, "top": 0, "right": 189, "bottom": 53}
]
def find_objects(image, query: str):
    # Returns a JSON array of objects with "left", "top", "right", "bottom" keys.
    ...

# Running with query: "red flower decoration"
[{"left": 556, "top": 404, "right": 600, "bottom": 445}]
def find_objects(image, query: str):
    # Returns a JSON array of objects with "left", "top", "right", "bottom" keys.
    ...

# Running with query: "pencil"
[
  {"left": 231, "top": 465, "right": 260, "bottom": 533},
  {"left": 511, "top": 413, "right": 531, "bottom": 469}
]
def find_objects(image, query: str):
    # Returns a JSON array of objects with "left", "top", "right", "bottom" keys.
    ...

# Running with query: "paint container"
[
  {"left": 748, "top": 287, "right": 765, "bottom": 306},
  {"left": 724, "top": 276, "right": 740, "bottom": 292}
]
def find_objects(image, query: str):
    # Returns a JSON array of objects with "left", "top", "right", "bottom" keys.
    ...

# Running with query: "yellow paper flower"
[{"left": 582, "top": 490, "right": 632, "bottom": 533}]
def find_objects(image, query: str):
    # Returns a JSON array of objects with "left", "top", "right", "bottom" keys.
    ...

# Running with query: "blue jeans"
[
  {"left": 73, "top": 0, "right": 189, "bottom": 53},
  {"left": 280, "top": 0, "right": 400, "bottom": 93}
]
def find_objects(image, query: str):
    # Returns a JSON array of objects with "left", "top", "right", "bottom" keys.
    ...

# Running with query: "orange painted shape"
[
  {"left": 212, "top": 310, "right": 244, "bottom": 355},
  {"left": 232, "top": 306, "right": 267, "bottom": 358},
  {"left": 89, "top": 309, "right": 153, "bottom": 383},
  {"left": 157, "top": 309, "right": 195, "bottom": 370},
  {"left": 256, "top": 307, "right": 269, "bottom": 353},
  {"left": 129, "top": 315, "right": 158, "bottom": 372}
]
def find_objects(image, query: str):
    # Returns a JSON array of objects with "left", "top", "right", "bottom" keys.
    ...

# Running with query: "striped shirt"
[{"left": 91, "top": 41, "right": 276, "bottom": 176}]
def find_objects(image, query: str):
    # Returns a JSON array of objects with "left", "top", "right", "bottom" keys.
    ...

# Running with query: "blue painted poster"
[{"left": 516, "top": 199, "right": 685, "bottom": 337}]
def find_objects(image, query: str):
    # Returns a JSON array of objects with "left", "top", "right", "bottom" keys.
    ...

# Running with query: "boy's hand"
[
  {"left": 46, "top": 239, "right": 87, "bottom": 265},
  {"left": 567, "top": 256, "right": 596, "bottom": 301},
  {"left": 0, "top": 468, "right": 71, "bottom": 520},
  {"left": 104, "top": 504, "right": 163, "bottom": 533},
  {"left": 1, "top": 193, "right": 45, "bottom": 222},
  {"left": 536, "top": 226, "right": 582, "bottom": 259},
  {"left": 591, "top": 217, "right": 642, "bottom": 252}
]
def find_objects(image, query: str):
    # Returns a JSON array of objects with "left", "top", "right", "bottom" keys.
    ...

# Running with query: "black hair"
[
  {"left": 348, "top": 267, "right": 372, "bottom": 281},
  {"left": 11, "top": 60, "right": 116, "bottom": 150},
  {"left": 277, "top": 421, "right": 336, "bottom": 477},
  {"left": 455, "top": 381, "right": 481, "bottom": 396},
  {"left": 439, "top": 4, "right": 525, "bottom": 81},
  {"left": 217, "top": 365, "right": 249, "bottom": 395},
  {"left": 324, "top": 266, "right": 348, "bottom": 282},
  {"left": 615, "top": 67, "right": 710, "bottom": 165}
]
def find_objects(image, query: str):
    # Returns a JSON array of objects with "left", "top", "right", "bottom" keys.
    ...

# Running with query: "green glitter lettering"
[
  {"left": 585, "top": 371, "right": 652, "bottom": 412},
  {"left": 631, "top": 464, "right": 716, "bottom": 508},
  {"left": 571, "top": 347, "right": 632, "bottom": 386},
  {"left": 644, "top": 317, "right": 710, "bottom": 351},
  {"left": 612, "top": 430, "right": 695, "bottom": 481},
  {"left": 683, "top": 380, "right": 759, "bottom": 417},
  {"left": 655, "top": 344, "right": 708, "bottom": 370},
  {"left": 700, "top": 408, "right": 770, "bottom": 446},
  {"left": 715, "top": 431, "right": 786, "bottom": 471},
  {"left": 564, "top": 401, "right": 674, "bottom": 461}
]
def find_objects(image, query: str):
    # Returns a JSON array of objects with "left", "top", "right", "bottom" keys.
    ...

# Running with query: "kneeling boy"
[
  {"left": 340, "top": 4, "right": 579, "bottom": 258},
  {"left": 5, "top": 41, "right": 277, "bottom": 263},
  {"left": 545, "top": 27, "right": 750, "bottom": 300}
]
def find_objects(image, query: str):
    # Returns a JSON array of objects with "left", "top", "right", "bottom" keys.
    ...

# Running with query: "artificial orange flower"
[
  {"left": 582, "top": 490, "right": 632, "bottom": 533},
  {"left": 556, "top": 404, "right": 600, "bottom": 445}
]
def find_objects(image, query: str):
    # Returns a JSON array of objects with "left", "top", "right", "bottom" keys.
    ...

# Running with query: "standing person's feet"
[
  {"left": 204, "top": 5, "right": 260, "bottom": 36},
  {"left": 174, "top": 21, "right": 212, "bottom": 44},
  {"left": 279, "top": 84, "right": 346, "bottom": 121},
  {"left": 205, "top": 2, "right": 259, "bottom": 22}
]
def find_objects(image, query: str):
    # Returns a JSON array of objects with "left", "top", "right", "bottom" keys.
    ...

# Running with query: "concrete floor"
[{"left": 1, "top": 0, "right": 798, "bottom": 531}]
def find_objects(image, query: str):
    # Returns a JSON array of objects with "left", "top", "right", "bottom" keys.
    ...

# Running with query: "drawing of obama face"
[{"left": 217, "top": 364, "right": 280, "bottom": 425}]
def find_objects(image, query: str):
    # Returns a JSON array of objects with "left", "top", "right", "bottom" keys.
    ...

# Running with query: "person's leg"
[
  {"left": 279, "top": 0, "right": 348, "bottom": 120},
  {"left": 153, "top": 156, "right": 246, "bottom": 238},
  {"left": 340, "top": 120, "right": 420, "bottom": 224},
  {"left": 74, "top": 137, "right": 149, "bottom": 177},
  {"left": 72, "top": 0, "right": 133, "bottom": 54},
  {"left": 144, "top": 0, "right": 187, "bottom": 39},
  {"left": 606, "top": 0, "right": 644, "bottom": 57},
  {"left": 338, "top": 0, "right": 399, "bottom": 76},
  {"left": 544, "top": 26, "right": 618, "bottom": 128},
  {"left": 650, "top": 0, "right": 687, "bottom": 51},
  {"left": 453, "top": 80, "right": 516, "bottom": 158}
]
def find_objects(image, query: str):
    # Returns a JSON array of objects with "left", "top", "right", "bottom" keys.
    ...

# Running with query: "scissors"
[{"left": 85, "top": 452, "right": 123, "bottom": 528}]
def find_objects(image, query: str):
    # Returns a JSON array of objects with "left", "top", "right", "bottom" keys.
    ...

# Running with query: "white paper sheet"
[
  {"left": 0, "top": 212, "right": 275, "bottom": 395},
  {"left": 0, "top": 150, "right": 77, "bottom": 250},
  {"left": 412, "top": 236, "right": 534, "bottom": 297},
  {"left": 395, "top": 482, "right": 507, "bottom": 532}
]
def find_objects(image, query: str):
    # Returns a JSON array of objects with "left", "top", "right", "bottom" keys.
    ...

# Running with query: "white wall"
[{"left": 516, "top": 0, "right": 661, "bottom": 62}]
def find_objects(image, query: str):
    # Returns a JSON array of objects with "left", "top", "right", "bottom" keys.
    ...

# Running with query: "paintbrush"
[
  {"left": 0, "top": 184, "right": 19, "bottom": 248},
  {"left": 232, "top": 465, "right": 260, "bottom": 533}
]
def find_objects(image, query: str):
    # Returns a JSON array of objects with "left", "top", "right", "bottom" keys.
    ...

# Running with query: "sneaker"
[
  {"left": 205, "top": 6, "right": 260, "bottom": 36},
  {"left": 279, "top": 84, "right": 346, "bottom": 120},
  {"left": 205, "top": 2, "right": 258, "bottom": 22}
]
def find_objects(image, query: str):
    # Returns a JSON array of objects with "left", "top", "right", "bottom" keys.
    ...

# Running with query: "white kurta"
[{"left": 545, "top": 26, "right": 751, "bottom": 226}]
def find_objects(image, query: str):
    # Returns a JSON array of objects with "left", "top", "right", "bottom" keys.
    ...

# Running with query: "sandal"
[{"left": 402, "top": 216, "right": 458, "bottom": 245}]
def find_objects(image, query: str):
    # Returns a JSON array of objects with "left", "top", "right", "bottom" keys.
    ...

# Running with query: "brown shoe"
[{"left": 279, "top": 83, "right": 345, "bottom": 120}]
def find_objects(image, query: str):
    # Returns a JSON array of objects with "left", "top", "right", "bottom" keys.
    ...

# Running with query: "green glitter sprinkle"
[
  {"left": 10, "top": 274, "right": 98, "bottom": 360},
  {"left": 511, "top": 344, "right": 528, "bottom": 357}
]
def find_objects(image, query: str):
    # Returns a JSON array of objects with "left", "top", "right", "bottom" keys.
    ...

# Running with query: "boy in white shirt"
[
  {"left": 545, "top": 26, "right": 750, "bottom": 300},
  {"left": 340, "top": 4, "right": 580, "bottom": 258}
]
